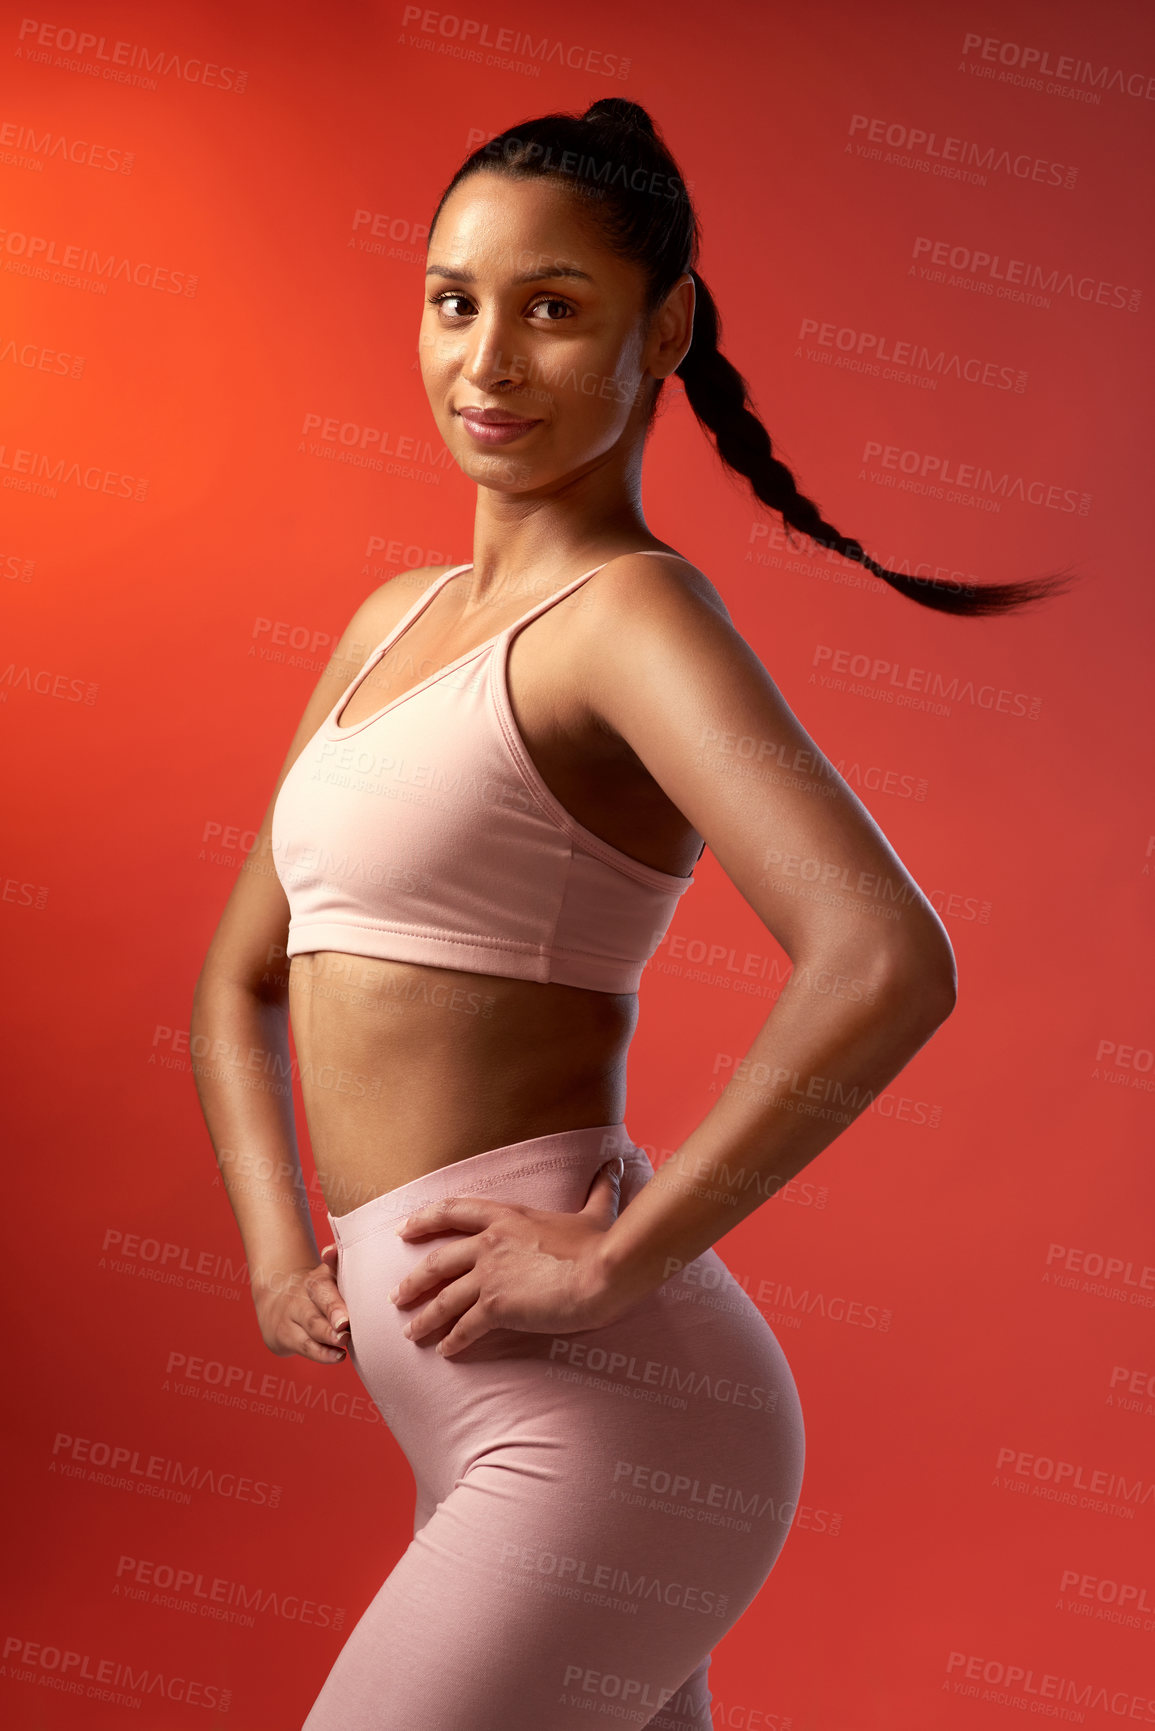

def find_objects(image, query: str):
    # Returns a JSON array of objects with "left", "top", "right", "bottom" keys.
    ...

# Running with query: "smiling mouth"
[
  {"left": 458, "top": 408, "right": 541, "bottom": 426},
  {"left": 456, "top": 408, "right": 543, "bottom": 444}
]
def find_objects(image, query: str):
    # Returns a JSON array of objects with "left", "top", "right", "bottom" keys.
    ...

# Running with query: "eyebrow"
[{"left": 425, "top": 263, "right": 595, "bottom": 284}]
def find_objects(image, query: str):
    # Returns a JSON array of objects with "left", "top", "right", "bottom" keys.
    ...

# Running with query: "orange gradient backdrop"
[{"left": 2, "top": 1, "right": 1153, "bottom": 1727}]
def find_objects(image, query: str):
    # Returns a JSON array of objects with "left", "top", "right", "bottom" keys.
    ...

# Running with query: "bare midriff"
[{"left": 288, "top": 955, "right": 638, "bottom": 1217}]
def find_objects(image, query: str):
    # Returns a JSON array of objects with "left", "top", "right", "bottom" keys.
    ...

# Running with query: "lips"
[
  {"left": 458, "top": 406, "right": 540, "bottom": 427},
  {"left": 456, "top": 405, "right": 543, "bottom": 446}
]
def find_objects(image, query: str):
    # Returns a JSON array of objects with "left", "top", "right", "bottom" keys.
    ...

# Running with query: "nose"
[{"left": 459, "top": 306, "right": 529, "bottom": 393}]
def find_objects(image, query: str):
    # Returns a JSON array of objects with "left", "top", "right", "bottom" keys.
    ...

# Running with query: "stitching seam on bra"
[
  {"left": 287, "top": 915, "right": 640, "bottom": 970},
  {"left": 288, "top": 915, "right": 546, "bottom": 957}
]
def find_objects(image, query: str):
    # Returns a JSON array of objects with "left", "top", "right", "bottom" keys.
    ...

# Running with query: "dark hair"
[{"left": 428, "top": 96, "right": 1074, "bottom": 617}]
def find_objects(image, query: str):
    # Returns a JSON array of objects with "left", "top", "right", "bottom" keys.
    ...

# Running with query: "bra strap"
[
  {"left": 495, "top": 547, "right": 694, "bottom": 638},
  {"left": 365, "top": 562, "right": 474, "bottom": 661}
]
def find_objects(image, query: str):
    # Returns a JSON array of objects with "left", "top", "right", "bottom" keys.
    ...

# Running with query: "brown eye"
[
  {"left": 426, "top": 291, "right": 575, "bottom": 322},
  {"left": 428, "top": 292, "right": 473, "bottom": 318},
  {"left": 530, "top": 298, "right": 574, "bottom": 322}
]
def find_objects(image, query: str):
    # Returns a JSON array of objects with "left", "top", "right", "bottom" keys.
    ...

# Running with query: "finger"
[
  {"left": 395, "top": 1196, "right": 502, "bottom": 1240},
  {"left": 404, "top": 1271, "right": 483, "bottom": 1344},
  {"left": 320, "top": 1282, "right": 348, "bottom": 1337},
  {"left": 582, "top": 1157, "right": 624, "bottom": 1222},
  {"left": 299, "top": 1303, "right": 349, "bottom": 1352},
  {"left": 288, "top": 1320, "right": 346, "bottom": 1365},
  {"left": 390, "top": 1237, "right": 478, "bottom": 1308},
  {"left": 435, "top": 1300, "right": 497, "bottom": 1358},
  {"left": 307, "top": 1265, "right": 350, "bottom": 1339}
]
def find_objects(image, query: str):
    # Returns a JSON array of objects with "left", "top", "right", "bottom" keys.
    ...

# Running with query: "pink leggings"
[{"left": 302, "top": 1123, "right": 805, "bottom": 1731}]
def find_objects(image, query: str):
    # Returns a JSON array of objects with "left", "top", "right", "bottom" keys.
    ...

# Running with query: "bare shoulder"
[
  {"left": 567, "top": 549, "right": 738, "bottom": 688},
  {"left": 568, "top": 547, "right": 755, "bottom": 747},
  {"left": 584, "top": 549, "right": 733, "bottom": 630}
]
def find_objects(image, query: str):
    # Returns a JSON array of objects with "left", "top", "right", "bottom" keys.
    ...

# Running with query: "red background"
[{"left": 2, "top": 1, "right": 1152, "bottom": 1726}]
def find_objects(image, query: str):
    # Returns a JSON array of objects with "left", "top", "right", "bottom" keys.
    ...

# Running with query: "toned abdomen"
[{"left": 287, "top": 950, "right": 638, "bottom": 1214}]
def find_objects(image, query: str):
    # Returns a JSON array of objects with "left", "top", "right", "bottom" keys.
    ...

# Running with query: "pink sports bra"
[{"left": 270, "top": 552, "right": 699, "bottom": 994}]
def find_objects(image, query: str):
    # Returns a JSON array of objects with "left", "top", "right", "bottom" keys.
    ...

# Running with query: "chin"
[{"left": 456, "top": 445, "right": 542, "bottom": 484}]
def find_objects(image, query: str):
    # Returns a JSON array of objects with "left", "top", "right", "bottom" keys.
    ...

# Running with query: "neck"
[{"left": 466, "top": 445, "right": 651, "bottom": 602}]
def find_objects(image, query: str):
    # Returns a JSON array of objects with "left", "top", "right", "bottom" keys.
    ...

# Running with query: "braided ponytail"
[
  {"left": 676, "top": 269, "right": 1070, "bottom": 616},
  {"left": 428, "top": 100, "right": 1074, "bottom": 618}
]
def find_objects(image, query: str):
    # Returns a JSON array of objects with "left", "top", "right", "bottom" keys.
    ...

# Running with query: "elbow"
[
  {"left": 927, "top": 929, "right": 959, "bottom": 1018},
  {"left": 921, "top": 962, "right": 958, "bottom": 1026},
  {"left": 871, "top": 934, "right": 958, "bottom": 1029}
]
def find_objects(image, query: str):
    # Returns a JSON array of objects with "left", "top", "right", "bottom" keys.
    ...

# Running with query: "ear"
[{"left": 651, "top": 272, "right": 695, "bottom": 379}]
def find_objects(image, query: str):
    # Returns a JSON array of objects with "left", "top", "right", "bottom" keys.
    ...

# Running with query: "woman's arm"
[
  {"left": 190, "top": 860, "right": 330, "bottom": 1343},
  {"left": 596, "top": 950, "right": 953, "bottom": 1309},
  {"left": 574, "top": 554, "right": 958, "bottom": 1310},
  {"left": 190, "top": 567, "right": 451, "bottom": 1358}
]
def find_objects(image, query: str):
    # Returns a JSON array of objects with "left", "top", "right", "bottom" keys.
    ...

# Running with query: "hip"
[{"left": 327, "top": 1123, "right": 804, "bottom": 1485}]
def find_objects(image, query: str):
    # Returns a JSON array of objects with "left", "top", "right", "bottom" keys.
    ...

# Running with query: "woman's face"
[{"left": 420, "top": 171, "right": 688, "bottom": 492}]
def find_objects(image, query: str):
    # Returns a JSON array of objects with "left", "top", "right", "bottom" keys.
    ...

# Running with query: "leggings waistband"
[{"left": 325, "top": 1122, "right": 643, "bottom": 1250}]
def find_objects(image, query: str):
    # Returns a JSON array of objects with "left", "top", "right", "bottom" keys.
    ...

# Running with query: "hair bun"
[{"left": 582, "top": 98, "right": 656, "bottom": 139}]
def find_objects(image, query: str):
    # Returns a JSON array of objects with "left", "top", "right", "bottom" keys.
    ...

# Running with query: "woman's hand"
[
  {"left": 253, "top": 1247, "right": 350, "bottom": 1364},
  {"left": 389, "top": 1157, "right": 637, "bottom": 1358}
]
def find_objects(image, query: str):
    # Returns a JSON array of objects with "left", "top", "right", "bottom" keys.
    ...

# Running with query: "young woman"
[{"left": 192, "top": 99, "right": 1064, "bottom": 1731}]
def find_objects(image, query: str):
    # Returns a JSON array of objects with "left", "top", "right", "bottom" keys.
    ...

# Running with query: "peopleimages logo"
[
  {"left": 0, "top": 226, "right": 198, "bottom": 296},
  {"left": 2, "top": 1634, "right": 230, "bottom": 1713},
  {"left": 0, "top": 437, "right": 150, "bottom": 499},
  {"left": 51, "top": 1431, "right": 282, "bottom": 1508},
  {"left": 860, "top": 439, "right": 1090, "bottom": 514},
  {"left": 114, "top": 1555, "right": 346, "bottom": 1630},
  {"left": 810, "top": 645, "right": 1044, "bottom": 722},
  {"left": 0, "top": 121, "right": 136, "bottom": 174},
  {"left": 848, "top": 113, "right": 1077, "bottom": 189},
  {"left": 911, "top": 236, "right": 1141, "bottom": 312},
  {"left": 399, "top": 7, "right": 634, "bottom": 80},
  {"left": 14, "top": 19, "right": 249, "bottom": 94},
  {"left": 959, "top": 33, "right": 1155, "bottom": 102},
  {"left": 797, "top": 316, "right": 1027, "bottom": 392},
  {"left": 944, "top": 1649, "right": 1155, "bottom": 1719},
  {"left": 994, "top": 1445, "right": 1155, "bottom": 1516}
]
